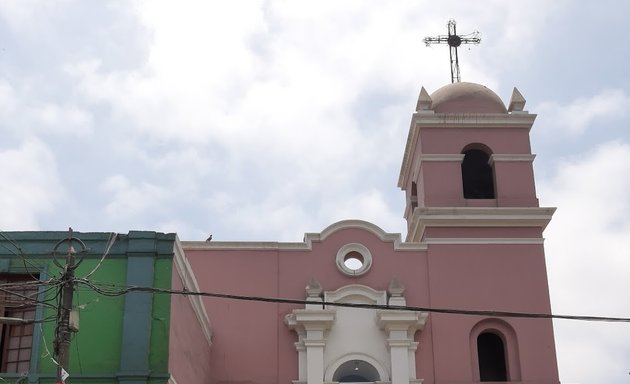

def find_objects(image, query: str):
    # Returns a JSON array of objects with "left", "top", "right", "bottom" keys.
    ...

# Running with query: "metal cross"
[{"left": 424, "top": 20, "right": 481, "bottom": 83}]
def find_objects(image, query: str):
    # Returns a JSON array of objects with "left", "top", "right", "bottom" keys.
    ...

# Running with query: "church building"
[{"left": 176, "top": 82, "right": 561, "bottom": 384}]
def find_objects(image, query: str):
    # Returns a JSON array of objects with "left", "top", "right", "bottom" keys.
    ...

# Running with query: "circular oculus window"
[{"left": 336, "top": 243, "right": 372, "bottom": 276}]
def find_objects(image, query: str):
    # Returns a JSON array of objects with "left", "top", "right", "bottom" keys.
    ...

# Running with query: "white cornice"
[
  {"left": 418, "top": 154, "right": 465, "bottom": 162},
  {"left": 411, "top": 112, "right": 537, "bottom": 128},
  {"left": 423, "top": 237, "right": 545, "bottom": 245},
  {"left": 489, "top": 154, "right": 536, "bottom": 166},
  {"left": 173, "top": 237, "right": 213, "bottom": 346},
  {"left": 408, "top": 207, "right": 556, "bottom": 242},
  {"left": 181, "top": 240, "right": 309, "bottom": 250},
  {"left": 181, "top": 220, "right": 427, "bottom": 251}
]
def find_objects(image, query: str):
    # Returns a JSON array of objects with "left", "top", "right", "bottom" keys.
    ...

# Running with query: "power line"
[
  {"left": 0, "top": 231, "right": 48, "bottom": 281},
  {"left": 78, "top": 279, "right": 630, "bottom": 324},
  {"left": 81, "top": 232, "right": 117, "bottom": 280}
]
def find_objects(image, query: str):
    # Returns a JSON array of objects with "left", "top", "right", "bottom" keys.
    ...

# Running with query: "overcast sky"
[{"left": 1, "top": 1, "right": 629, "bottom": 382}]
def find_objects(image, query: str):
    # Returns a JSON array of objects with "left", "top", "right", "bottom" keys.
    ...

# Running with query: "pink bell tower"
[{"left": 398, "top": 82, "right": 560, "bottom": 382}]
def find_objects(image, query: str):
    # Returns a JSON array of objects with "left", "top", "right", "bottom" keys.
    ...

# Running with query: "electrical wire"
[
  {"left": 77, "top": 278, "right": 630, "bottom": 324},
  {"left": 81, "top": 232, "right": 117, "bottom": 280},
  {"left": 0, "top": 285, "right": 60, "bottom": 310},
  {"left": 0, "top": 231, "right": 48, "bottom": 281}
]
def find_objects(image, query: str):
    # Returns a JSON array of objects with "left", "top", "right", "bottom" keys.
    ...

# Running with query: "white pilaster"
[
  {"left": 378, "top": 311, "right": 428, "bottom": 384},
  {"left": 285, "top": 309, "right": 335, "bottom": 384}
]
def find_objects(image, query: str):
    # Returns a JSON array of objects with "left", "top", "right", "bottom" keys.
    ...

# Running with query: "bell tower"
[
  {"left": 399, "top": 82, "right": 553, "bottom": 242},
  {"left": 397, "top": 82, "right": 560, "bottom": 383}
]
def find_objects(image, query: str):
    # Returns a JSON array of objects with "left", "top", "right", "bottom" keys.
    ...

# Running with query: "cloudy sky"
[{"left": 0, "top": 1, "right": 629, "bottom": 382}]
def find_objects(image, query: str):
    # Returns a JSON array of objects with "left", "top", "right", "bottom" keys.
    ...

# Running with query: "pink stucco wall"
[
  {"left": 169, "top": 267, "right": 212, "bottom": 383},
  {"left": 181, "top": 223, "right": 558, "bottom": 384}
]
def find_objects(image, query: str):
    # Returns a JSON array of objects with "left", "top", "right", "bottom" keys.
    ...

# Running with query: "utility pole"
[{"left": 53, "top": 228, "right": 84, "bottom": 384}]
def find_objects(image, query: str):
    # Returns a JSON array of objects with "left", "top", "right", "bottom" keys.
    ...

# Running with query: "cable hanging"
[{"left": 77, "top": 279, "right": 630, "bottom": 324}]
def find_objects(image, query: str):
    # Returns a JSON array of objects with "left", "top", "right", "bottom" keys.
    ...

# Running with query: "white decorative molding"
[
  {"left": 324, "top": 284, "right": 387, "bottom": 305},
  {"left": 418, "top": 154, "right": 465, "bottom": 162},
  {"left": 335, "top": 243, "right": 373, "bottom": 276},
  {"left": 285, "top": 309, "right": 336, "bottom": 384},
  {"left": 489, "top": 154, "right": 536, "bottom": 166},
  {"left": 508, "top": 87, "right": 526, "bottom": 112},
  {"left": 182, "top": 220, "right": 427, "bottom": 252},
  {"left": 287, "top": 283, "right": 427, "bottom": 384},
  {"left": 173, "top": 238, "right": 213, "bottom": 346},
  {"left": 181, "top": 240, "right": 309, "bottom": 250},
  {"left": 423, "top": 237, "right": 545, "bottom": 245},
  {"left": 377, "top": 310, "right": 428, "bottom": 384},
  {"left": 407, "top": 207, "right": 556, "bottom": 242},
  {"left": 415, "top": 87, "right": 432, "bottom": 111},
  {"left": 412, "top": 112, "right": 536, "bottom": 127}
]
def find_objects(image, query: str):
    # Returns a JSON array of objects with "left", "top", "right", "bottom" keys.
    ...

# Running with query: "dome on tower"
[{"left": 430, "top": 82, "right": 507, "bottom": 113}]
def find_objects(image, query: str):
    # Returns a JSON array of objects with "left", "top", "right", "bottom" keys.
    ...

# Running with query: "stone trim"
[
  {"left": 182, "top": 220, "right": 427, "bottom": 252},
  {"left": 489, "top": 154, "right": 536, "bottom": 166},
  {"left": 418, "top": 154, "right": 465, "bottom": 162},
  {"left": 335, "top": 243, "right": 373, "bottom": 276},
  {"left": 173, "top": 238, "right": 213, "bottom": 346},
  {"left": 408, "top": 207, "right": 555, "bottom": 242},
  {"left": 423, "top": 237, "right": 545, "bottom": 245}
]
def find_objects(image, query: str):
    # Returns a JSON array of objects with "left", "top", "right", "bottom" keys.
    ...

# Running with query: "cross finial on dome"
[{"left": 424, "top": 20, "right": 481, "bottom": 83}]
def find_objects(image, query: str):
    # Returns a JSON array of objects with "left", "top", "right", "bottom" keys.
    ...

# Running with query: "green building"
[{"left": 0, "top": 230, "right": 211, "bottom": 384}]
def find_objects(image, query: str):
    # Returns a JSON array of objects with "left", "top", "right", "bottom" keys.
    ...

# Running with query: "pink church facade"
[{"left": 170, "top": 82, "right": 560, "bottom": 384}]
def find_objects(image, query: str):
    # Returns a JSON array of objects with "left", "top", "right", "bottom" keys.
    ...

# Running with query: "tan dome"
[{"left": 431, "top": 82, "right": 507, "bottom": 113}]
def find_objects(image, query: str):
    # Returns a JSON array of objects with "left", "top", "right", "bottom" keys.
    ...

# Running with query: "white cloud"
[
  {"left": 0, "top": 0, "right": 68, "bottom": 34},
  {"left": 536, "top": 89, "right": 630, "bottom": 136},
  {"left": 30, "top": 102, "right": 93, "bottom": 136},
  {"left": 0, "top": 140, "right": 63, "bottom": 229},
  {"left": 0, "top": 80, "right": 18, "bottom": 116},
  {"left": 0, "top": 78, "right": 93, "bottom": 137},
  {"left": 101, "top": 175, "right": 170, "bottom": 220},
  {"left": 539, "top": 141, "right": 630, "bottom": 383}
]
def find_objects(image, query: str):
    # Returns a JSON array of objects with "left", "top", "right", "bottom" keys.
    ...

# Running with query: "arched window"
[
  {"left": 461, "top": 148, "right": 495, "bottom": 199},
  {"left": 333, "top": 359, "right": 380, "bottom": 383},
  {"left": 477, "top": 332, "right": 508, "bottom": 382}
]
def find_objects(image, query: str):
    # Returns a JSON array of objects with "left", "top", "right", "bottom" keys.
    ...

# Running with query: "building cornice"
[
  {"left": 489, "top": 154, "right": 536, "bottom": 166},
  {"left": 181, "top": 220, "right": 427, "bottom": 251},
  {"left": 423, "top": 237, "right": 545, "bottom": 245},
  {"left": 411, "top": 111, "right": 537, "bottom": 128},
  {"left": 407, "top": 207, "right": 556, "bottom": 242}
]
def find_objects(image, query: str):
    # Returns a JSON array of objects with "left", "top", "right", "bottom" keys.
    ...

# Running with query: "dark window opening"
[
  {"left": 333, "top": 360, "right": 380, "bottom": 383},
  {"left": 0, "top": 275, "right": 38, "bottom": 373},
  {"left": 477, "top": 332, "right": 508, "bottom": 382},
  {"left": 410, "top": 182, "right": 418, "bottom": 210},
  {"left": 339, "top": 374, "right": 370, "bottom": 382},
  {"left": 462, "top": 149, "right": 495, "bottom": 199}
]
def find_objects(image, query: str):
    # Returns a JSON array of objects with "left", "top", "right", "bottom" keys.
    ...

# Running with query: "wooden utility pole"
[
  {"left": 57, "top": 244, "right": 75, "bottom": 382},
  {"left": 53, "top": 228, "right": 84, "bottom": 384}
]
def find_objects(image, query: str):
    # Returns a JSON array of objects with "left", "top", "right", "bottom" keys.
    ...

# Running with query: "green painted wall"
[{"left": 0, "top": 231, "right": 175, "bottom": 384}]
